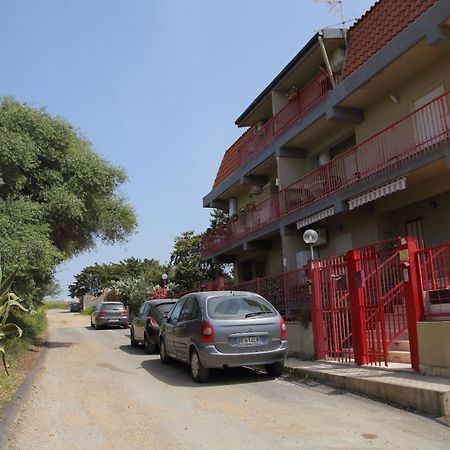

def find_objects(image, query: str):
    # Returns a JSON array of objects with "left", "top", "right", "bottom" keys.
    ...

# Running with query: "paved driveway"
[{"left": 6, "top": 310, "right": 450, "bottom": 449}]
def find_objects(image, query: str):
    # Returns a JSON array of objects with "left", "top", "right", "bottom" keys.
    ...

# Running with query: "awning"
[
  {"left": 348, "top": 177, "right": 407, "bottom": 211},
  {"left": 296, "top": 206, "right": 336, "bottom": 229}
]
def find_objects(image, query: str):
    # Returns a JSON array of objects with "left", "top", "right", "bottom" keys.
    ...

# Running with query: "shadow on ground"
[
  {"left": 46, "top": 341, "right": 74, "bottom": 349},
  {"left": 140, "top": 357, "right": 274, "bottom": 388}
]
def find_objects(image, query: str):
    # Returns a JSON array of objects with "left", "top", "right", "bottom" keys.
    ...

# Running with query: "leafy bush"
[
  {"left": 81, "top": 305, "right": 95, "bottom": 316},
  {"left": 0, "top": 269, "right": 28, "bottom": 374}
]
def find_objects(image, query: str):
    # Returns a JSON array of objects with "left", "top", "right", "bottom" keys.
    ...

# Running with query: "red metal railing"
[
  {"left": 223, "top": 268, "right": 311, "bottom": 320},
  {"left": 202, "top": 194, "right": 281, "bottom": 255},
  {"left": 310, "top": 254, "right": 353, "bottom": 362},
  {"left": 417, "top": 242, "right": 450, "bottom": 319},
  {"left": 202, "top": 90, "right": 450, "bottom": 258},
  {"left": 238, "top": 71, "right": 332, "bottom": 166}
]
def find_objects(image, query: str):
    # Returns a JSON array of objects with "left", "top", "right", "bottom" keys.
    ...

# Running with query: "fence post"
[
  {"left": 400, "top": 237, "right": 425, "bottom": 371},
  {"left": 309, "top": 260, "right": 325, "bottom": 360},
  {"left": 347, "top": 249, "right": 367, "bottom": 366}
]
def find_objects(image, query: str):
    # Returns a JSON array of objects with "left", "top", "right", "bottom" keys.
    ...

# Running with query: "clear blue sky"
[{"left": 0, "top": 0, "right": 375, "bottom": 297}]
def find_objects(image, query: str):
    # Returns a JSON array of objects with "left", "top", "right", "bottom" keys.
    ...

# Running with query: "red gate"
[
  {"left": 347, "top": 238, "right": 411, "bottom": 366},
  {"left": 417, "top": 242, "right": 450, "bottom": 320},
  {"left": 310, "top": 254, "right": 353, "bottom": 362},
  {"left": 311, "top": 237, "right": 423, "bottom": 369}
]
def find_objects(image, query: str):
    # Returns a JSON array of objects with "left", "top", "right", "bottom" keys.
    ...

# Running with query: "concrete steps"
[{"left": 387, "top": 349, "right": 411, "bottom": 364}]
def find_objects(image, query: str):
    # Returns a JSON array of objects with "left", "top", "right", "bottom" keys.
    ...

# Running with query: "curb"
[
  {"left": 284, "top": 364, "right": 450, "bottom": 417},
  {"left": 0, "top": 337, "right": 48, "bottom": 449}
]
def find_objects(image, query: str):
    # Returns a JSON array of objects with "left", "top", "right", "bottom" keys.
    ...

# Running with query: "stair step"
[
  {"left": 387, "top": 350, "right": 411, "bottom": 364},
  {"left": 388, "top": 340, "right": 410, "bottom": 351}
]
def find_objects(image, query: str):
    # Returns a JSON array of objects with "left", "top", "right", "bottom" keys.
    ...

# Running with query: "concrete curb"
[
  {"left": 0, "top": 338, "right": 48, "bottom": 449},
  {"left": 284, "top": 363, "right": 450, "bottom": 417}
]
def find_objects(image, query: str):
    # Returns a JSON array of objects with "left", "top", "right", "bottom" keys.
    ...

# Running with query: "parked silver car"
[
  {"left": 159, "top": 291, "right": 288, "bottom": 382},
  {"left": 130, "top": 299, "right": 177, "bottom": 353},
  {"left": 91, "top": 302, "right": 128, "bottom": 329}
]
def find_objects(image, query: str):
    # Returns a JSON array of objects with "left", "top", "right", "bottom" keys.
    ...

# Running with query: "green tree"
[
  {"left": 209, "top": 209, "right": 231, "bottom": 230},
  {"left": 69, "top": 258, "right": 170, "bottom": 299},
  {"left": 170, "top": 231, "right": 226, "bottom": 293},
  {"left": 0, "top": 98, "right": 137, "bottom": 301}
]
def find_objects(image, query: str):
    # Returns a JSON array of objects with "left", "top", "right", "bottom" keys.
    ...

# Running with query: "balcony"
[
  {"left": 202, "top": 90, "right": 450, "bottom": 258},
  {"left": 212, "top": 71, "right": 333, "bottom": 188}
]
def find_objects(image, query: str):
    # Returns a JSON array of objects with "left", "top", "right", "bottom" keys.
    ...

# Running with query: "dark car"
[
  {"left": 69, "top": 301, "right": 82, "bottom": 312},
  {"left": 91, "top": 302, "right": 128, "bottom": 329},
  {"left": 159, "top": 291, "right": 288, "bottom": 382},
  {"left": 130, "top": 299, "right": 177, "bottom": 353}
]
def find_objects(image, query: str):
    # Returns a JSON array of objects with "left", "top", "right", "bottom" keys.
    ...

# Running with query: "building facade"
[{"left": 201, "top": 0, "right": 450, "bottom": 283}]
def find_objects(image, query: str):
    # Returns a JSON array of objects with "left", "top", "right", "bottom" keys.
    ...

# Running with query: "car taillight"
[
  {"left": 200, "top": 321, "right": 214, "bottom": 343},
  {"left": 99, "top": 310, "right": 107, "bottom": 316},
  {"left": 119, "top": 310, "right": 128, "bottom": 316},
  {"left": 149, "top": 318, "right": 158, "bottom": 327},
  {"left": 280, "top": 318, "right": 287, "bottom": 340}
]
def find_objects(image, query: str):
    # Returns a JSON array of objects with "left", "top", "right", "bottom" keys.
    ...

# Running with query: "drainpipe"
[{"left": 318, "top": 32, "right": 336, "bottom": 89}]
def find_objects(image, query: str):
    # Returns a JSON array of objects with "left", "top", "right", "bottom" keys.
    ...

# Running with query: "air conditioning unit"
[{"left": 315, "top": 228, "right": 328, "bottom": 246}]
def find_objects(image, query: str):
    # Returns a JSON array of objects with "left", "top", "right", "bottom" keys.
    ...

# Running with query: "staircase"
[{"left": 383, "top": 304, "right": 411, "bottom": 365}]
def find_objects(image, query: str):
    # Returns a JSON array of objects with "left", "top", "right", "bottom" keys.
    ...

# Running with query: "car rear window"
[
  {"left": 101, "top": 303, "right": 125, "bottom": 311},
  {"left": 154, "top": 303, "right": 175, "bottom": 318},
  {"left": 207, "top": 295, "right": 276, "bottom": 320}
]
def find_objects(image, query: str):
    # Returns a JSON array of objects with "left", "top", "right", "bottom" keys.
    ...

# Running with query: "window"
[
  {"left": 179, "top": 297, "right": 201, "bottom": 322},
  {"left": 138, "top": 303, "right": 147, "bottom": 316},
  {"left": 405, "top": 217, "right": 426, "bottom": 246},
  {"left": 142, "top": 303, "right": 151, "bottom": 317},
  {"left": 168, "top": 299, "right": 185, "bottom": 324},
  {"left": 207, "top": 295, "right": 276, "bottom": 320}
]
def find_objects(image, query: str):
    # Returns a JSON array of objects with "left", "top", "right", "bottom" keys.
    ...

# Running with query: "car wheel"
[
  {"left": 95, "top": 320, "right": 101, "bottom": 330},
  {"left": 265, "top": 361, "right": 285, "bottom": 377},
  {"left": 144, "top": 333, "right": 155, "bottom": 354},
  {"left": 159, "top": 339, "right": 171, "bottom": 364},
  {"left": 90, "top": 319, "right": 94, "bottom": 328},
  {"left": 130, "top": 329, "right": 139, "bottom": 347},
  {"left": 190, "top": 349, "right": 209, "bottom": 383}
]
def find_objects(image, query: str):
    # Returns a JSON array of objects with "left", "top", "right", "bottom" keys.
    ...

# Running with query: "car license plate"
[
  {"left": 238, "top": 336, "right": 261, "bottom": 345},
  {"left": 108, "top": 319, "right": 119, "bottom": 322}
]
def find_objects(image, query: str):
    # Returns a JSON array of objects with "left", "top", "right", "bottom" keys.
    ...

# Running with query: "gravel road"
[{"left": 5, "top": 309, "right": 450, "bottom": 449}]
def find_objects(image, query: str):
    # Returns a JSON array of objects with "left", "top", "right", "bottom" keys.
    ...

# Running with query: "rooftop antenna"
[{"left": 315, "top": 0, "right": 348, "bottom": 46}]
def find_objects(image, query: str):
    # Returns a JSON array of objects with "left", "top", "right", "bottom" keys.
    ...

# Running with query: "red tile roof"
[
  {"left": 343, "top": 0, "right": 437, "bottom": 78},
  {"left": 212, "top": 129, "right": 251, "bottom": 188},
  {"left": 212, "top": 0, "right": 438, "bottom": 191}
]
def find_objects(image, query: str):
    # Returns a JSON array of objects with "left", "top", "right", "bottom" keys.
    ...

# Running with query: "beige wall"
[
  {"left": 277, "top": 156, "right": 309, "bottom": 188},
  {"left": 236, "top": 168, "right": 278, "bottom": 211},
  {"left": 356, "top": 51, "right": 450, "bottom": 143},
  {"left": 418, "top": 321, "right": 450, "bottom": 378},
  {"left": 286, "top": 322, "right": 314, "bottom": 359}
]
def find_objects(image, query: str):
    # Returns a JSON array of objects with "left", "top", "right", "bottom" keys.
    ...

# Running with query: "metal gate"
[
  {"left": 311, "top": 237, "right": 420, "bottom": 368},
  {"left": 310, "top": 254, "right": 353, "bottom": 363},
  {"left": 348, "top": 239, "right": 409, "bottom": 366}
]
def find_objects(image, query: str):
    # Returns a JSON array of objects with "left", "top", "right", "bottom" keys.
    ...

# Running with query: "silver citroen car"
[{"left": 159, "top": 291, "right": 288, "bottom": 382}]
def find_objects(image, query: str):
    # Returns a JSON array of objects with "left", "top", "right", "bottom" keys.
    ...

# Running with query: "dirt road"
[{"left": 5, "top": 310, "right": 450, "bottom": 449}]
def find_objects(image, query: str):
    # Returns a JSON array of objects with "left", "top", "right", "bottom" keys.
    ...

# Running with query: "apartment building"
[{"left": 202, "top": 0, "right": 450, "bottom": 283}]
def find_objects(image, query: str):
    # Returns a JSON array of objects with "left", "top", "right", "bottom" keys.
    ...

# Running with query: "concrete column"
[
  {"left": 229, "top": 198, "right": 237, "bottom": 216},
  {"left": 319, "top": 151, "right": 330, "bottom": 166}
]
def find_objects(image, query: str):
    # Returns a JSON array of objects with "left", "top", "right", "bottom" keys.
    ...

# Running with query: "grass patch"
[
  {"left": 43, "top": 300, "right": 70, "bottom": 310},
  {"left": 81, "top": 305, "right": 94, "bottom": 316},
  {"left": 0, "top": 308, "right": 48, "bottom": 411}
]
